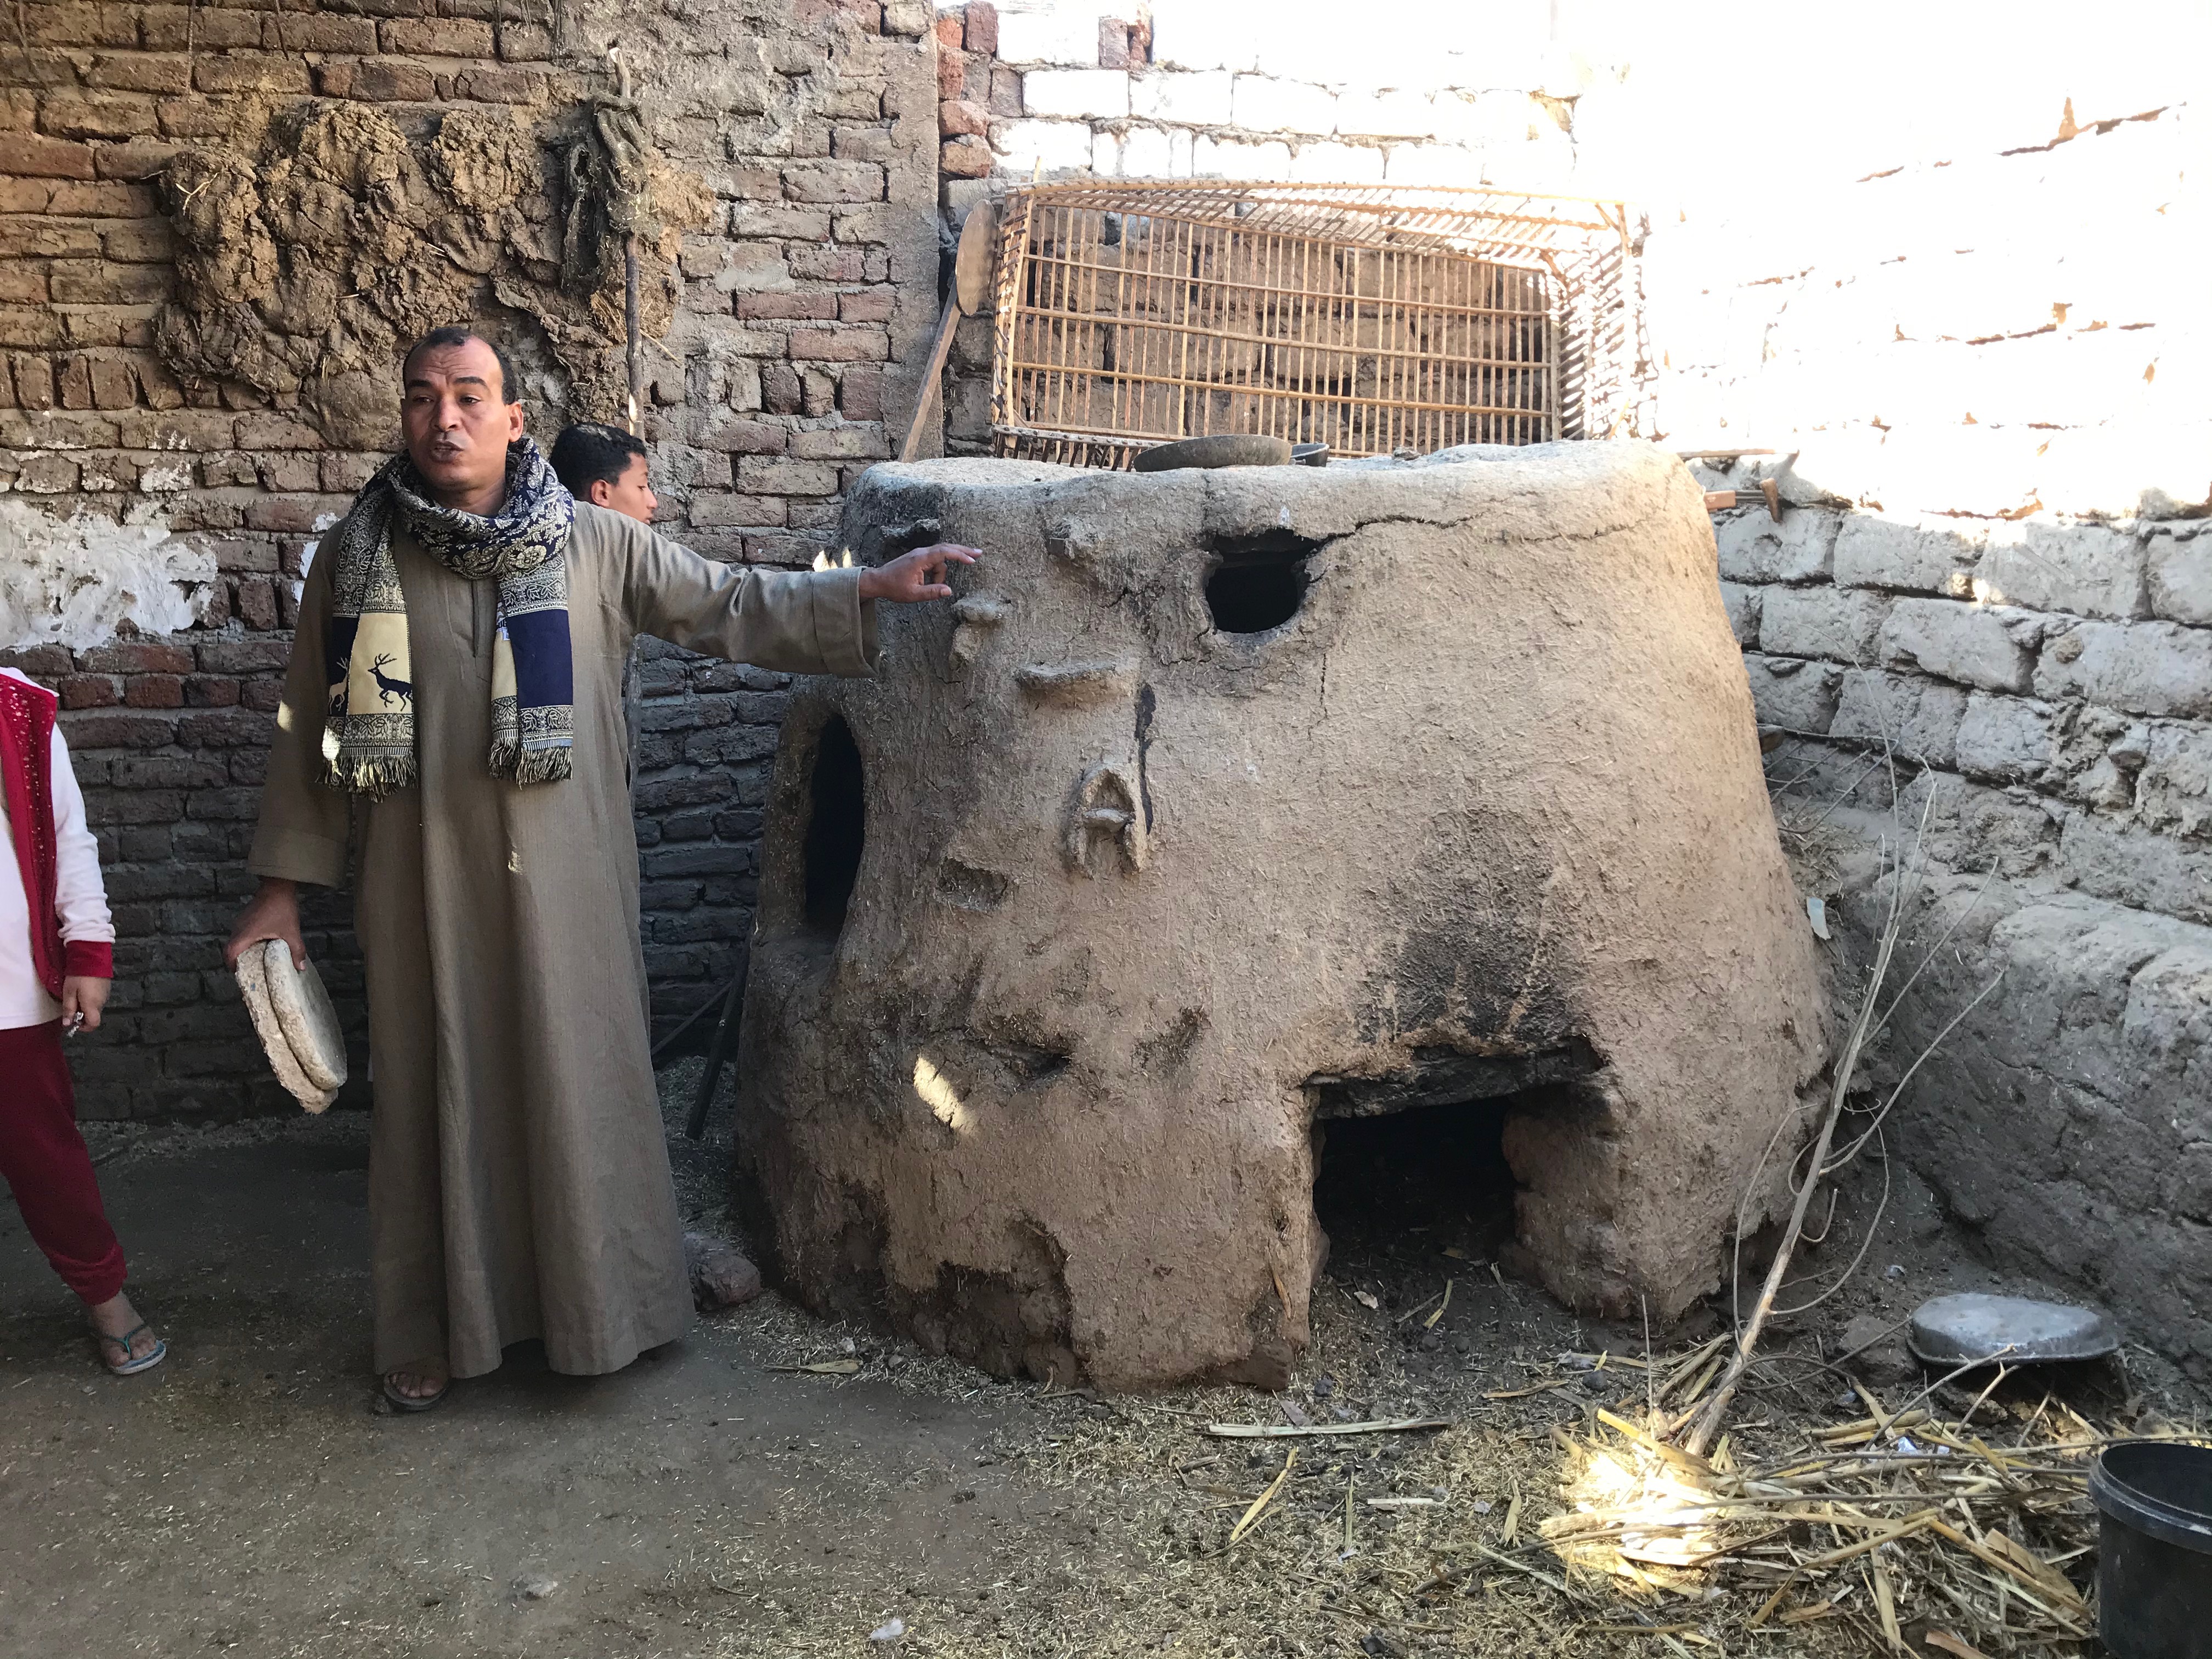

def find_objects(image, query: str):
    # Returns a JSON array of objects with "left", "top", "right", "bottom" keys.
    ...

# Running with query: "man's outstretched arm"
[{"left": 616, "top": 512, "right": 979, "bottom": 675}]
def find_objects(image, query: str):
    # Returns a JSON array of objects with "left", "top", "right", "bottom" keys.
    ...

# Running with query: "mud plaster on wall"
[
  {"left": 0, "top": 500, "right": 215, "bottom": 652},
  {"left": 155, "top": 101, "right": 712, "bottom": 435}
]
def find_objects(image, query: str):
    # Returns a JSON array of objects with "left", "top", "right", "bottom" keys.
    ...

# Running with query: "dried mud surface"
[
  {"left": 0, "top": 1065, "right": 2199, "bottom": 1659},
  {"left": 155, "top": 99, "right": 709, "bottom": 439}
]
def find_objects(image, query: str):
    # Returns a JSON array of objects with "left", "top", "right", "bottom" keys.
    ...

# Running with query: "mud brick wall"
[
  {"left": 1661, "top": 96, "right": 2210, "bottom": 1373},
  {"left": 1, "top": 0, "right": 940, "bottom": 1116}
]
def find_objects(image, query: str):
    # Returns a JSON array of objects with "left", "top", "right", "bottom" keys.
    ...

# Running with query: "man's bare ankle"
[{"left": 386, "top": 1363, "right": 449, "bottom": 1398}]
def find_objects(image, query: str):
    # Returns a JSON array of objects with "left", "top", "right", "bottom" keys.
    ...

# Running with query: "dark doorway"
[
  {"left": 1204, "top": 531, "right": 1318, "bottom": 634},
  {"left": 1312, "top": 1097, "right": 1521, "bottom": 1277},
  {"left": 803, "top": 715, "right": 865, "bottom": 934}
]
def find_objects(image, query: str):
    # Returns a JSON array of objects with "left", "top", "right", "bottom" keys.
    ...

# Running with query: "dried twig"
[
  {"left": 1206, "top": 1417, "right": 1449, "bottom": 1439},
  {"left": 1682, "top": 802, "right": 1920, "bottom": 1455}
]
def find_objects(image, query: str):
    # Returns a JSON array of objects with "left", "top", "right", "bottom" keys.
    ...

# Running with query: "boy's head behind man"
[{"left": 550, "top": 423, "right": 657, "bottom": 523}]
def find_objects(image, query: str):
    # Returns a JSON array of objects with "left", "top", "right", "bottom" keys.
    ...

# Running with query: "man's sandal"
[
  {"left": 381, "top": 1372, "right": 449, "bottom": 1413},
  {"left": 94, "top": 1323, "right": 167, "bottom": 1376}
]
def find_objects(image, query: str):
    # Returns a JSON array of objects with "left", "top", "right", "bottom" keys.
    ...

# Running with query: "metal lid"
[{"left": 1907, "top": 1292, "right": 2118, "bottom": 1366}]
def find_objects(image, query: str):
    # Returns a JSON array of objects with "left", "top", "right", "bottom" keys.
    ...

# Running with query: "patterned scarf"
[{"left": 322, "top": 437, "right": 576, "bottom": 797}]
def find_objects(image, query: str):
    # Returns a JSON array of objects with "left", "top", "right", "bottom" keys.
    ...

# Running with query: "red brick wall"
[{"left": 1, "top": 0, "right": 939, "bottom": 1116}]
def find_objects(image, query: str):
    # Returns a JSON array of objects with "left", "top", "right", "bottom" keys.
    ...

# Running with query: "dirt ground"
[{"left": 2, "top": 1068, "right": 2202, "bottom": 1659}]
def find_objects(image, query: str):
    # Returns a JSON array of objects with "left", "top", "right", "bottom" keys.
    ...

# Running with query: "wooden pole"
[{"left": 624, "top": 233, "right": 642, "bottom": 431}]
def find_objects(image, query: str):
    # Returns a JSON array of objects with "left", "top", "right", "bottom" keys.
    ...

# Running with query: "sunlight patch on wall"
[{"left": 0, "top": 500, "right": 216, "bottom": 652}]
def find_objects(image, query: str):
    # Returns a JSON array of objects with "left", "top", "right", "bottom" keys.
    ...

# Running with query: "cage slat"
[{"left": 988, "top": 181, "right": 1635, "bottom": 464}]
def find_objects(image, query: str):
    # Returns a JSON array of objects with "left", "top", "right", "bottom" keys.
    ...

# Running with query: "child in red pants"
[{"left": 0, "top": 666, "right": 162, "bottom": 1375}]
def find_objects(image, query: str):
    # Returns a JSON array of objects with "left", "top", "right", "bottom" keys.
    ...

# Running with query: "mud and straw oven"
[{"left": 734, "top": 440, "right": 1826, "bottom": 1391}]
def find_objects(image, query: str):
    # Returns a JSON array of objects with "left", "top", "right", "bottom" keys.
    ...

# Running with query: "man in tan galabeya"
[{"left": 227, "top": 327, "right": 977, "bottom": 1411}]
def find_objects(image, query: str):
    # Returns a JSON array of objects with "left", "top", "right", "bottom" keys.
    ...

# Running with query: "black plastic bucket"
[{"left": 2090, "top": 1440, "right": 2212, "bottom": 1659}]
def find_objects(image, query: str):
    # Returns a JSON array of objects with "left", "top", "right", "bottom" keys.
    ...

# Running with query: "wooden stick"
[
  {"left": 899, "top": 300, "right": 962, "bottom": 464},
  {"left": 1206, "top": 1417, "right": 1449, "bottom": 1440},
  {"left": 1681, "top": 803, "right": 1921, "bottom": 1455},
  {"left": 624, "top": 233, "right": 642, "bottom": 432}
]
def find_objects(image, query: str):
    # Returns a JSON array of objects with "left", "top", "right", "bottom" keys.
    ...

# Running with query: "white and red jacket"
[{"left": 0, "top": 667, "right": 114, "bottom": 1029}]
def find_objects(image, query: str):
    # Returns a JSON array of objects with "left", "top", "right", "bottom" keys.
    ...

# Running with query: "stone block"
[
  {"left": 267, "top": 15, "right": 381, "bottom": 53},
  {"left": 1023, "top": 68, "right": 1130, "bottom": 120},
  {"left": 1742, "top": 653, "right": 1843, "bottom": 732},
  {"left": 691, "top": 413, "right": 789, "bottom": 455},
  {"left": 1832, "top": 514, "right": 1982, "bottom": 595},
  {"left": 737, "top": 456, "right": 840, "bottom": 495},
  {"left": 941, "top": 134, "right": 994, "bottom": 177},
  {"left": 738, "top": 292, "right": 835, "bottom": 321},
  {"left": 2061, "top": 815, "right": 2212, "bottom": 927},
  {"left": 453, "top": 66, "right": 551, "bottom": 105},
  {"left": 1713, "top": 509, "right": 1839, "bottom": 584},
  {"left": 838, "top": 366, "right": 884, "bottom": 423},
  {"left": 940, "top": 98, "right": 990, "bottom": 138},
  {"left": 1830, "top": 669, "right": 1968, "bottom": 767},
  {"left": 792, "top": 424, "right": 887, "bottom": 460},
  {"left": 1338, "top": 88, "right": 1440, "bottom": 140},
  {"left": 838, "top": 289, "right": 896, "bottom": 324},
  {"left": 778, "top": 163, "right": 880, "bottom": 206},
  {"left": 1231, "top": 74, "right": 1337, "bottom": 134},
  {"left": 1131, "top": 68, "right": 1232, "bottom": 126},
  {"left": 2035, "top": 620, "right": 2212, "bottom": 720},
  {"left": 1757, "top": 584, "right": 1890, "bottom": 662},
  {"left": 963, "top": 1, "right": 999, "bottom": 54},
  {"left": 1717, "top": 581, "right": 1760, "bottom": 648},
  {"left": 1881, "top": 598, "right": 2039, "bottom": 693},
  {"left": 138, "top": 8, "right": 260, "bottom": 51},
  {"left": 1287, "top": 141, "right": 1385, "bottom": 185},
  {"left": 381, "top": 16, "right": 495, "bottom": 55},
  {"left": 496, "top": 20, "right": 554, "bottom": 60},
  {"left": 191, "top": 54, "right": 312, "bottom": 95},
  {"left": 1190, "top": 134, "right": 1292, "bottom": 181},
  {"left": 1976, "top": 521, "right": 2148, "bottom": 619},
  {"left": 2136, "top": 721, "right": 2212, "bottom": 842},
  {"left": 37, "top": 90, "right": 157, "bottom": 140},
  {"left": 995, "top": 8, "right": 1106, "bottom": 64},
  {"left": 1955, "top": 692, "right": 2063, "bottom": 785},
  {"left": 92, "top": 140, "right": 176, "bottom": 182},
  {"left": 788, "top": 326, "right": 889, "bottom": 363},
  {"left": 317, "top": 60, "right": 436, "bottom": 103},
  {"left": 50, "top": 263, "right": 170, "bottom": 305},
  {"left": 2147, "top": 528, "right": 2211, "bottom": 626},
  {"left": 1097, "top": 16, "right": 1133, "bottom": 69},
  {"left": 1385, "top": 143, "right": 1486, "bottom": 188},
  {"left": 1119, "top": 123, "right": 1188, "bottom": 178},
  {"left": 990, "top": 119, "right": 1095, "bottom": 176},
  {"left": 9, "top": 134, "right": 96, "bottom": 179},
  {"left": 936, "top": 45, "right": 971, "bottom": 101}
]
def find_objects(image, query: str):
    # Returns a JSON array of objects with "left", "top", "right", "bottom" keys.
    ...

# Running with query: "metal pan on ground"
[
  {"left": 1292, "top": 443, "right": 1329, "bottom": 466},
  {"left": 1906, "top": 1291, "right": 2118, "bottom": 1367},
  {"left": 1132, "top": 435, "right": 1295, "bottom": 472}
]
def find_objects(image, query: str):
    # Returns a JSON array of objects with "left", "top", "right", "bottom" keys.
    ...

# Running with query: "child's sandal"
[{"left": 94, "top": 1322, "right": 166, "bottom": 1376}]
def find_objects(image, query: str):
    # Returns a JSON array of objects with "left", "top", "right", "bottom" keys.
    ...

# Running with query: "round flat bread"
[
  {"left": 258, "top": 939, "right": 347, "bottom": 1092},
  {"left": 235, "top": 944, "right": 338, "bottom": 1113}
]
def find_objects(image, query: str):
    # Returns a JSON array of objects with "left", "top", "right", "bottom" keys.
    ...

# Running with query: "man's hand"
[
  {"left": 855, "top": 543, "right": 980, "bottom": 604},
  {"left": 225, "top": 878, "right": 307, "bottom": 971},
  {"left": 60, "top": 976, "right": 109, "bottom": 1034}
]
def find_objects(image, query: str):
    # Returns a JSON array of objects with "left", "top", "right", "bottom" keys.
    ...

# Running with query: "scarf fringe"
[
  {"left": 322, "top": 754, "right": 419, "bottom": 800},
  {"left": 488, "top": 741, "right": 574, "bottom": 787}
]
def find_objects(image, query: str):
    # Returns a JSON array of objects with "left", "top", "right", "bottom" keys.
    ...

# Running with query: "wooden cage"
[{"left": 987, "top": 182, "right": 1639, "bottom": 467}]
